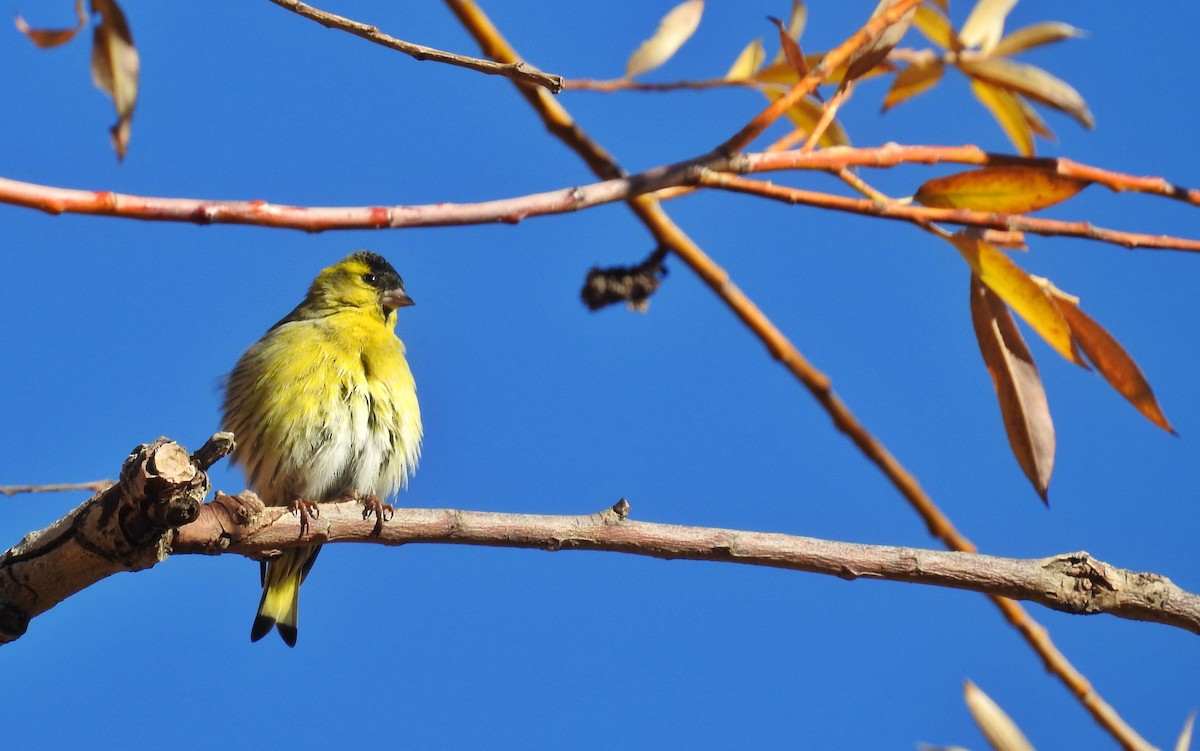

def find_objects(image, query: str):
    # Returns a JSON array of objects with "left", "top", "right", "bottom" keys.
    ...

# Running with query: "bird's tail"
[{"left": 251, "top": 544, "right": 322, "bottom": 647}]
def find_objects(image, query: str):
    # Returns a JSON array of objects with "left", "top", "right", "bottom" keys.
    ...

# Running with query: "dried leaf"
[
  {"left": 913, "top": 4, "right": 956, "bottom": 50},
  {"left": 882, "top": 59, "right": 943, "bottom": 111},
  {"left": 1049, "top": 293, "right": 1175, "bottom": 433},
  {"left": 959, "top": 57, "right": 1094, "bottom": 130},
  {"left": 625, "top": 0, "right": 704, "bottom": 78},
  {"left": 769, "top": 16, "right": 811, "bottom": 79},
  {"left": 963, "top": 681, "right": 1038, "bottom": 751},
  {"left": 90, "top": 0, "right": 139, "bottom": 160},
  {"left": 725, "top": 38, "right": 765, "bottom": 80},
  {"left": 845, "top": 0, "right": 917, "bottom": 84},
  {"left": 756, "top": 54, "right": 890, "bottom": 87},
  {"left": 770, "top": 0, "right": 808, "bottom": 64},
  {"left": 15, "top": 0, "right": 86, "bottom": 48},
  {"left": 953, "top": 233, "right": 1082, "bottom": 366},
  {"left": 915, "top": 166, "right": 1088, "bottom": 213},
  {"left": 1176, "top": 712, "right": 1196, "bottom": 751},
  {"left": 970, "top": 79, "right": 1035, "bottom": 155},
  {"left": 991, "top": 22, "right": 1086, "bottom": 58},
  {"left": 763, "top": 88, "right": 849, "bottom": 148},
  {"left": 959, "top": 0, "right": 1018, "bottom": 53}
]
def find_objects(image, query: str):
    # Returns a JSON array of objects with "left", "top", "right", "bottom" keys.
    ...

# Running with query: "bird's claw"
[
  {"left": 289, "top": 497, "right": 320, "bottom": 536},
  {"left": 361, "top": 495, "right": 394, "bottom": 537}
]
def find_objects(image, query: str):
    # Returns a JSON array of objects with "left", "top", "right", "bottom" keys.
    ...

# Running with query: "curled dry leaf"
[
  {"left": 769, "top": 15, "right": 811, "bottom": 79},
  {"left": 90, "top": 0, "right": 139, "bottom": 160},
  {"left": 958, "top": 57, "right": 1094, "bottom": 130},
  {"left": 963, "top": 680, "right": 1038, "bottom": 751},
  {"left": 725, "top": 38, "right": 765, "bottom": 80},
  {"left": 769, "top": 0, "right": 808, "bottom": 64},
  {"left": 971, "top": 275, "right": 1054, "bottom": 502},
  {"left": 1048, "top": 292, "right": 1176, "bottom": 433},
  {"left": 952, "top": 233, "right": 1083, "bottom": 367},
  {"left": 882, "top": 58, "right": 944, "bottom": 111},
  {"left": 625, "top": 0, "right": 704, "bottom": 79},
  {"left": 15, "top": 0, "right": 86, "bottom": 48},
  {"left": 914, "top": 166, "right": 1088, "bottom": 214},
  {"left": 844, "top": 0, "right": 917, "bottom": 84},
  {"left": 990, "top": 21, "right": 1086, "bottom": 58},
  {"left": 912, "top": 4, "right": 956, "bottom": 50},
  {"left": 959, "top": 0, "right": 1018, "bottom": 53}
]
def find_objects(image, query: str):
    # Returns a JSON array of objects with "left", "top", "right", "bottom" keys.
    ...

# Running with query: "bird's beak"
[{"left": 381, "top": 287, "right": 415, "bottom": 310}]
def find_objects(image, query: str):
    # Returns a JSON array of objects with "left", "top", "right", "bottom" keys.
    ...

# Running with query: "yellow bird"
[{"left": 222, "top": 251, "right": 422, "bottom": 646}]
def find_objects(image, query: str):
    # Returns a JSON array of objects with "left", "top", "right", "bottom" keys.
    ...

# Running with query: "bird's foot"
[
  {"left": 289, "top": 497, "right": 320, "bottom": 536},
  {"left": 360, "top": 494, "right": 394, "bottom": 537}
]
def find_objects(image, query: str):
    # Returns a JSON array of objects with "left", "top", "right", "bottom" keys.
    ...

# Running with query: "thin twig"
[
  {"left": 698, "top": 171, "right": 1200, "bottom": 251},
  {"left": 563, "top": 77, "right": 754, "bottom": 92},
  {"left": 266, "top": 0, "right": 562, "bottom": 92},
  {"left": 0, "top": 481, "right": 113, "bottom": 497}
]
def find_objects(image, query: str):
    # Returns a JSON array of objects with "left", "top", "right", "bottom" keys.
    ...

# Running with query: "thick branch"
[{"left": 266, "top": 0, "right": 562, "bottom": 92}]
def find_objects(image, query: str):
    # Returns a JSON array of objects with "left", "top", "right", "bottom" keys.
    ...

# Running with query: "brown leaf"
[
  {"left": 769, "top": 0, "right": 807, "bottom": 64},
  {"left": 625, "top": 0, "right": 704, "bottom": 78},
  {"left": 882, "top": 58, "right": 943, "bottom": 111},
  {"left": 959, "top": 57, "right": 1094, "bottom": 129},
  {"left": 991, "top": 21, "right": 1086, "bottom": 58},
  {"left": 844, "top": 0, "right": 917, "bottom": 84},
  {"left": 15, "top": 0, "right": 86, "bottom": 48},
  {"left": 971, "top": 275, "right": 1054, "bottom": 502},
  {"left": 963, "top": 681, "right": 1038, "bottom": 751},
  {"left": 959, "top": 0, "right": 1018, "bottom": 53},
  {"left": 769, "top": 15, "right": 811, "bottom": 79},
  {"left": 725, "top": 38, "right": 765, "bottom": 80},
  {"left": 915, "top": 166, "right": 1088, "bottom": 213},
  {"left": 1050, "top": 293, "right": 1176, "bottom": 434},
  {"left": 90, "top": 0, "right": 139, "bottom": 160}
]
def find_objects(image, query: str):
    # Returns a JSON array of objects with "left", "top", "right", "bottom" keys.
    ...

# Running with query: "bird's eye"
[{"left": 363, "top": 273, "right": 378, "bottom": 285}]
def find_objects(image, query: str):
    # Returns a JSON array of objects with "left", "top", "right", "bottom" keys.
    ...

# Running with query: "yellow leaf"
[
  {"left": 770, "top": 0, "right": 808, "bottom": 64},
  {"left": 963, "top": 681, "right": 1038, "bottom": 751},
  {"left": 959, "top": 57, "right": 1094, "bottom": 129},
  {"left": 763, "top": 89, "right": 849, "bottom": 148},
  {"left": 1048, "top": 293, "right": 1175, "bottom": 434},
  {"left": 959, "top": 0, "right": 1018, "bottom": 53},
  {"left": 913, "top": 4, "right": 955, "bottom": 50},
  {"left": 725, "top": 38, "right": 765, "bottom": 80},
  {"left": 970, "top": 79, "right": 1034, "bottom": 155},
  {"left": 625, "top": 0, "right": 704, "bottom": 78},
  {"left": 991, "top": 21, "right": 1086, "bottom": 58},
  {"left": 90, "top": 0, "right": 139, "bottom": 161},
  {"left": 15, "top": 0, "right": 86, "bottom": 48},
  {"left": 882, "top": 59, "right": 943, "bottom": 111},
  {"left": 953, "top": 233, "right": 1082, "bottom": 366},
  {"left": 915, "top": 166, "right": 1088, "bottom": 213}
]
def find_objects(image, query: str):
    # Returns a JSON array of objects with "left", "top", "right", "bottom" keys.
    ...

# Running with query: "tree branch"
[
  {"left": 0, "top": 481, "right": 113, "bottom": 497},
  {"left": 266, "top": 0, "right": 562, "bottom": 92}
]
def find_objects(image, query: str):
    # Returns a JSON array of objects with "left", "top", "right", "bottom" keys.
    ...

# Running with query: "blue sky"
[{"left": 2, "top": 1, "right": 1197, "bottom": 748}]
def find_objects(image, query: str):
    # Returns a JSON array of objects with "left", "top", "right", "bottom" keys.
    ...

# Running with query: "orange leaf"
[
  {"left": 769, "top": 16, "right": 811, "bottom": 79},
  {"left": 959, "top": 57, "right": 1094, "bottom": 129},
  {"left": 844, "top": 0, "right": 917, "bottom": 84},
  {"left": 952, "top": 233, "right": 1083, "bottom": 366},
  {"left": 625, "top": 0, "right": 704, "bottom": 78},
  {"left": 769, "top": 0, "right": 808, "bottom": 65},
  {"left": 882, "top": 58, "right": 943, "bottom": 111},
  {"left": 90, "top": 0, "right": 139, "bottom": 161},
  {"left": 914, "top": 166, "right": 1088, "bottom": 213},
  {"left": 970, "top": 275, "right": 1054, "bottom": 502},
  {"left": 15, "top": 0, "right": 86, "bottom": 48},
  {"left": 1050, "top": 294, "right": 1176, "bottom": 433}
]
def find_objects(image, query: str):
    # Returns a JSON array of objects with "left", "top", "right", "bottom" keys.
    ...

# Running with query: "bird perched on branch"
[{"left": 222, "top": 251, "right": 422, "bottom": 646}]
